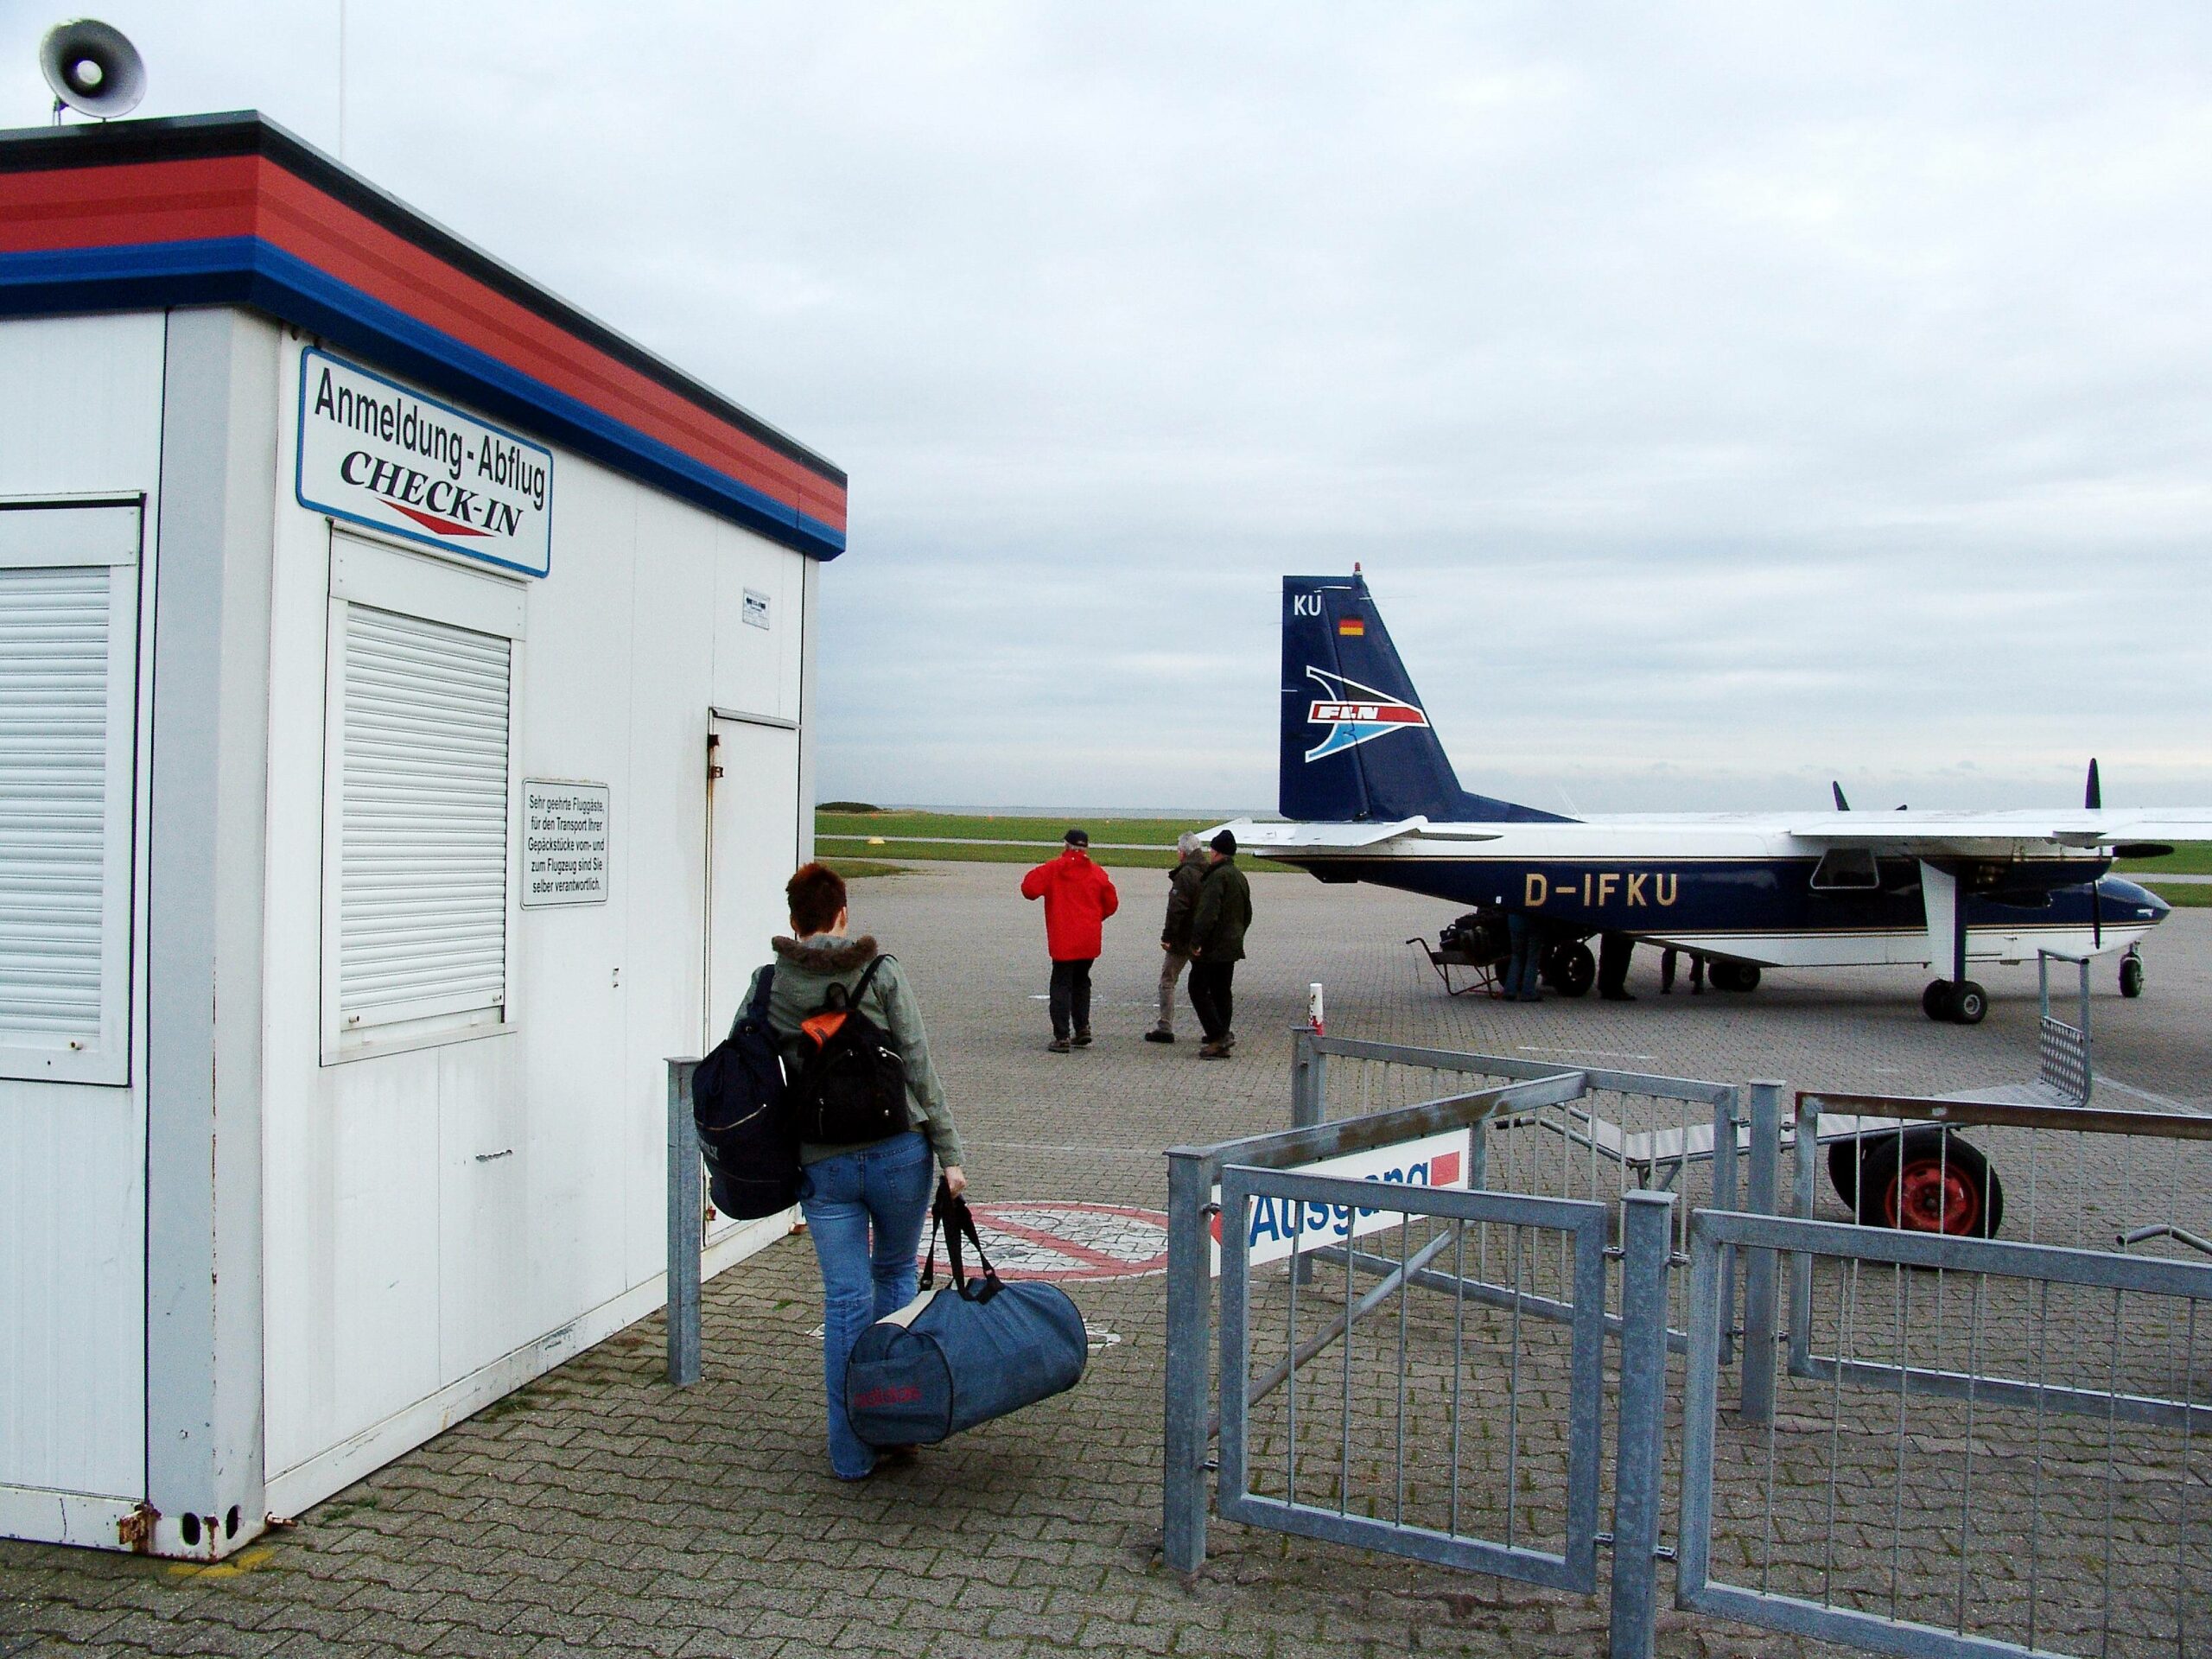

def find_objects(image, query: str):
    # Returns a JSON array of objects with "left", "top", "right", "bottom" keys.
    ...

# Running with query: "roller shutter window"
[
  {"left": 337, "top": 603, "right": 512, "bottom": 1039},
  {"left": 0, "top": 505, "right": 140, "bottom": 1086}
]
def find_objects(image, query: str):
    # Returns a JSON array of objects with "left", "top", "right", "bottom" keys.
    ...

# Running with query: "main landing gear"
[
  {"left": 1921, "top": 978, "right": 1988, "bottom": 1025},
  {"left": 1540, "top": 941, "right": 1597, "bottom": 998},
  {"left": 1708, "top": 961, "right": 1761, "bottom": 994}
]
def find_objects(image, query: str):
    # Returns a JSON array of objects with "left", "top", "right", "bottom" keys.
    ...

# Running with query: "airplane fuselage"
[
  {"left": 1264, "top": 816, "right": 2167, "bottom": 969},
  {"left": 1250, "top": 573, "right": 2201, "bottom": 1018}
]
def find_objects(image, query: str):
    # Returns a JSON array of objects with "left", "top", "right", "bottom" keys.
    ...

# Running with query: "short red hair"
[{"left": 785, "top": 862, "right": 849, "bottom": 938}]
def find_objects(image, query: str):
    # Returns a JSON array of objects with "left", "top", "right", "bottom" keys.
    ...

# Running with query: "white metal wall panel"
[
  {"left": 0, "top": 315, "right": 162, "bottom": 1522},
  {"left": 338, "top": 606, "right": 511, "bottom": 1034},
  {"left": 0, "top": 509, "right": 139, "bottom": 1086}
]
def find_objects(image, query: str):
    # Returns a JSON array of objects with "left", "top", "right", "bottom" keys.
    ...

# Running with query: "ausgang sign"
[
  {"left": 296, "top": 347, "right": 554, "bottom": 576},
  {"left": 1211, "top": 1129, "right": 1471, "bottom": 1273}
]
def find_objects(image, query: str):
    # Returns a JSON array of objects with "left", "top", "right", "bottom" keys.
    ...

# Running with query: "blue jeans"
[
  {"left": 1505, "top": 912, "right": 1542, "bottom": 1000},
  {"left": 798, "top": 1131, "right": 935, "bottom": 1479}
]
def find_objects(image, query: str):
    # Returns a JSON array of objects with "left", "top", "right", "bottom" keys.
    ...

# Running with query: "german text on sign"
[
  {"left": 1211, "top": 1130, "right": 1471, "bottom": 1272},
  {"left": 524, "top": 781, "right": 609, "bottom": 907},
  {"left": 297, "top": 348, "right": 554, "bottom": 577}
]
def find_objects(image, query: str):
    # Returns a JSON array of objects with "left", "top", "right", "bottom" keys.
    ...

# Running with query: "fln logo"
[{"left": 1304, "top": 666, "right": 1430, "bottom": 762}]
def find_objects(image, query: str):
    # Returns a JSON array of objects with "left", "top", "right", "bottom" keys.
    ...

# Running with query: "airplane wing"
[
  {"left": 1208, "top": 817, "right": 1503, "bottom": 850},
  {"left": 1786, "top": 808, "right": 2212, "bottom": 855}
]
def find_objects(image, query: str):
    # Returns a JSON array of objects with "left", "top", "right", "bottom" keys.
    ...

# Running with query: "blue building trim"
[{"left": 0, "top": 237, "right": 847, "bottom": 561}]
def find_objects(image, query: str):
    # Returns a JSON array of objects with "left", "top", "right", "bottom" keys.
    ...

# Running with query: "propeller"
[
  {"left": 2086, "top": 758, "right": 2101, "bottom": 810},
  {"left": 1831, "top": 781, "right": 1850, "bottom": 811}
]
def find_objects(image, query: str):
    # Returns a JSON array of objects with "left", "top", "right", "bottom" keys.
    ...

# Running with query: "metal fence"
[
  {"left": 1683, "top": 1207, "right": 2212, "bottom": 1659},
  {"left": 1165, "top": 1032, "right": 2212, "bottom": 1659},
  {"left": 1216, "top": 1163, "right": 1611, "bottom": 1589},
  {"left": 1782, "top": 1091, "right": 2212, "bottom": 1431},
  {"left": 1294, "top": 1033, "right": 1745, "bottom": 1351},
  {"left": 1164, "top": 1068, "right": 1592, "bottom": 1581}
]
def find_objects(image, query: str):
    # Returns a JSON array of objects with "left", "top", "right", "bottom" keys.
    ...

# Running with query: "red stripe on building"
[{"left": 0, "top": 156, "right": 846, "bottom": 536}]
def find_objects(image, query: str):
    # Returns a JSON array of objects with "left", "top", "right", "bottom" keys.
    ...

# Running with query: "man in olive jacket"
[
  {"left": 1186, "top": 830, "right": 1253, "bottom": 1058},
  {"left": 1147, "top": 833, "right": 1209, "bottom": 1044}
]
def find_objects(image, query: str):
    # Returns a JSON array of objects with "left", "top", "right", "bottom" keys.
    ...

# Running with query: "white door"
[
  {"left": 706, "top": 716, "right": 803, "bottom": 1036},
  {"left": 703, "top": 715, "right": 801, "bottom": 1241}
]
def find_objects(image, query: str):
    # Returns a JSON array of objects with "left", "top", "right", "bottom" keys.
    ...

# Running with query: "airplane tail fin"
[{"left": 1279, "top": 573, "right": 1567, "bottom": 824}]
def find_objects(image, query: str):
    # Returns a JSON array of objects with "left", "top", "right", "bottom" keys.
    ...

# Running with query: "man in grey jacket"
[{"left": 1146, "top": 832, "right": 1209, "bottom": 1044}]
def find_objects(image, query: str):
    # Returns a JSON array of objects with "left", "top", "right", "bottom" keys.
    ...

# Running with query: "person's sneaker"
[
  {"left": 1198, "top": 1041, "right": 1229, "bottom": 1059},
  {"left": 1047, "top": 1036, "right": 1071, "bottom": 1053},
  {"left": 1143, "top": 1027, "right": 1176, "bottom": 1044},
  {"left": 1072, "top": 1030, "right": 1093, "bottom": 1047}
]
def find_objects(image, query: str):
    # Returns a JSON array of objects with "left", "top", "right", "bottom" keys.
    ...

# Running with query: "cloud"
[{"left": 15, "top": 2, "right": 2210, "bottom": 812}]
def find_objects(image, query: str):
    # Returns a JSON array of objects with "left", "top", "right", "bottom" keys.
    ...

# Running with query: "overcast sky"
[{"left": 9, "top": 3, "right": 2210, "bottom": 815}]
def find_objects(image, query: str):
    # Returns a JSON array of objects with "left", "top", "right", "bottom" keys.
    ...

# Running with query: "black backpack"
[
  {"left": 691, "top": 966, "right": 801, "bottom": 1219},
  {"left": 785, "top": 956, "right": 912, "bottom": 1145}
]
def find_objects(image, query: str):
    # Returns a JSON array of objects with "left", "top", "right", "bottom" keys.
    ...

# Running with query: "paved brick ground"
[{"left": 4, "top": 861, "right": 2208, "bottom": 1658}]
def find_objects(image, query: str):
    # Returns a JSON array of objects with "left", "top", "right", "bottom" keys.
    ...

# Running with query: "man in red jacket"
[{"left": 1020, "top": 829, "right": 1121, "bottom": 1052}]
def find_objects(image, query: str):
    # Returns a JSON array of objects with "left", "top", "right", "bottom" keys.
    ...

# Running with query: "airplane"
[{"left": 1213, "top": 571, "right": 2212, "bottom": 1023}]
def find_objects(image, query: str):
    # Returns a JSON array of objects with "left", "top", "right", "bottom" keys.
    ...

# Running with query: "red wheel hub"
[{"left": 1886, "top": 1158, "right": 1980, "bottom": 1235}]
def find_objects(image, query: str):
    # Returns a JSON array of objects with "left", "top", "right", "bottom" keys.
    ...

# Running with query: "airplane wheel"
[
  {"left": 1922, "top": 980, "right": 1954, "bottom": 1021},
  {"left": 1857, "top": 1128, "right": 2003, "bottom": 1237},
  {"left": 1552, "top": 943, "right": 1595, "bottom": 998},
  {"left": 2120, "top": 956, "right": 2145, "bottom": 998},
  {"left": 1710, "top": 961, "right": 1760, "bottom": 994},
  {"left": 1950, "top": 981, "right": 1988, "bottom": 1025}
]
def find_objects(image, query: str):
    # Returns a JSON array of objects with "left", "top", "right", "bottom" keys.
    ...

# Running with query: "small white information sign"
[
  {"left": 296, "top": 347, "right": 554, "bottom": 577},
  {"left": 742, "top": 588, "right": 771, "bottom": 629},
  {"left": 523, "top": 781, "right": 610, "bottom": 907},
  {"left": 1212, "top": 1129, "right": 1471, "bottom": 1273}
]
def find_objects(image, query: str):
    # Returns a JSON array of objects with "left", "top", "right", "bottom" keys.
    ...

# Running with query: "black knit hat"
[
  {"left": 1211, "top": 830, "right": 1237, "bottom": 855},
  {"left": 1064, "top": 827, "right": 1090, "bottom": 847}
]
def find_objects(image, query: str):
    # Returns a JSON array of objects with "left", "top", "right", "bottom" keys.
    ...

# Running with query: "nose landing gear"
[{"left": 2120, "top": 949, "right": 2145, "bottom": 998}]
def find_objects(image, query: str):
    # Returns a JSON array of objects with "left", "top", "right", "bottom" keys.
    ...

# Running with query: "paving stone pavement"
[{"left": 4, "top": 861, "right": 2209, "bottom": 1659}]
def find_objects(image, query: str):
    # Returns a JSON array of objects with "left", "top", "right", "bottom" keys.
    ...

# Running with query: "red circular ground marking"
[{"left": 922, "top": 1202, "right": 1170, "bottom": 1281}]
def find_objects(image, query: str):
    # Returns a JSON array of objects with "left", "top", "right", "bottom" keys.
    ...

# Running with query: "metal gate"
[{"left": 1215, "top": 1163, "right": 1611, "bottom": 1588}]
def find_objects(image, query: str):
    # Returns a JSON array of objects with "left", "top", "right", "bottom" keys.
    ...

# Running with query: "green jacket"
[
  {"left": 741, "top": 933, "right": 965, "bottom": 1169},
  {"left": 1188, "top": 856, "right": 1253, "bottom": 963},
  {"left": 1160, "top": 849, "right": 1209, "bottom": 950}
]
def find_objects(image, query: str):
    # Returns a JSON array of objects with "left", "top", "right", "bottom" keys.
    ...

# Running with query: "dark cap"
[
  {"left": 1211, "top": 830, "right": 1237, "bottom": 855},
  {"left": 1064, "top": 827, "right": 1090, "bottom": 847}
]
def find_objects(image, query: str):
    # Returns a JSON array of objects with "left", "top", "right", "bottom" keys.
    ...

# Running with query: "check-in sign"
[
  {"left": 297, "top": 348, "right": 554, "bottom": 576},
  {"left": 1213, "top": 1131, "right": 1471, "bottom": 1272}
]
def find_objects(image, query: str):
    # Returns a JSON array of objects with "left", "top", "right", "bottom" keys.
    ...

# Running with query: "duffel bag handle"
[{"left": 931, "top": 1179, "right": 1002, "bottom": 1304}]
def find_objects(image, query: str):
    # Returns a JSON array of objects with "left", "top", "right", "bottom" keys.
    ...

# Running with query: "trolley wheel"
[
  {"left": 2120, "top": 955, "right": 2145, "bottom": 998},
  {"left": 1856, "top": 1127, "right": 2004, "bottom": 1237},
  {"left": 1827, "top": 1137, "right": 1861, "bottom": 1210},
  {"left": 1950, "top": 981, "right": 1988, "bottom": 1025},
  {"left": 1550, "top": 942, "right": 1595, "bottom": 998},
  {"left": 1710, "top": 960, "right": 1761, "bottom": 994},
  {"left": 1921, "top": 980, "right": 1953, "bottom": 1021}
]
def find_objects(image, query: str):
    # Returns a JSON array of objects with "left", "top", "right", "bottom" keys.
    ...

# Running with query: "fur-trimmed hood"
[{"left": 771, "top": 933, "right": 880, "bottom": 975}]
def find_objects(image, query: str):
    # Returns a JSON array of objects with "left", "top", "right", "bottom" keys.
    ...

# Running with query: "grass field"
[
  {"left": 2115, "top": 842, "right": 2212, "bottom": 875},
  {"left": 813, "top": 810, "right": 1278, "bottom": 872}
]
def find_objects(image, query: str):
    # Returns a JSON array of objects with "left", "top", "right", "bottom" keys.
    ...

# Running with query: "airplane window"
[{"left": 1810, "top": 848, "right": 1880, "bottom": 891}]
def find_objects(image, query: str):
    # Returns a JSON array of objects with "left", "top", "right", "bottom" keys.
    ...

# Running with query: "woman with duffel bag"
[{"left": 742, "top": 861, "right": 969, "bottom": 1483}]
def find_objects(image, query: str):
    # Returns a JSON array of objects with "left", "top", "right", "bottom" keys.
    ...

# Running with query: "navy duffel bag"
[{"left": 844, "top": 1186, "right": 1088, "bottom": 1446}]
